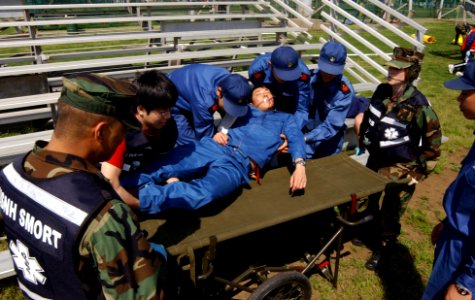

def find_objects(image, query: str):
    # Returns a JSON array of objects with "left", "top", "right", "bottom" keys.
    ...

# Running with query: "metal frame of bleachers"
[{"left": 0, "top": 0, "right": 425, "bottom": 164}]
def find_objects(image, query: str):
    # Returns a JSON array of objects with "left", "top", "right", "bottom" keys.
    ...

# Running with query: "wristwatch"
[
  {"left": 455, "top": 283, "right": 471, "bottom": 296},
  {"left": 294, "top": 159, "right": 306, "bottom": 167}
]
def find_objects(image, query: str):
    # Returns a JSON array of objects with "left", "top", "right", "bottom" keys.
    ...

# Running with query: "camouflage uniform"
[
  {"left": 23, "top": 141, "right": 165, "bottom": 299},
  {"left": 360, "top": 83, "right": 442, "bottom": 241},
  {"left": 0, "top": 73, "right": 165, "bottom": 299}
]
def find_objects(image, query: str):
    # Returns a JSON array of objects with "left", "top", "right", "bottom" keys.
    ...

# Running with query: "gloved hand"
[
  {"left": 355, "top": 147, "right": 365, "bottom": 156},
  {"left": 150, "top": 242, "right": 168, "bottom": 263}
]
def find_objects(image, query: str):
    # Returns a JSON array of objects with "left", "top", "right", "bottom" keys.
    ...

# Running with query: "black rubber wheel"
[{"left": 248, "top": 271, "right": 312, "bottom": 300}]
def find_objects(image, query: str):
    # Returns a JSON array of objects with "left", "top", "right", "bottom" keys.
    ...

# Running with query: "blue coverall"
[
  {"left": 304, "top": 70, "right": 354, "bottom": 159},
  {"left": 168, "top": 64, "right": 230, "bottom": 145},
  {"left": 138, "top": 106, "right": 306, "bottom": 214},
  {"left": 248, "top": 53, "right": 311, "bottom": 129},
  {"left": 422, "top": 139, "right": 475, "bottom": 299}
]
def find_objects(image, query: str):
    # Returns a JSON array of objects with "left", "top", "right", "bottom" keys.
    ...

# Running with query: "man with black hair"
[
  {"left": 102, "top": 70, "right": 179, "bottom": 208},
  {"left": 358, "top": 47, "right": 442, "bottom": 270}
]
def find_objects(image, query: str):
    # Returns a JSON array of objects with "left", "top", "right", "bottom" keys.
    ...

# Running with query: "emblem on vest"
[
  {"left": 10, "top": 239, "right": 47, "bottom": 285},
  {"left": 384, "top": 127, "right": 399, "bottom": 140}
]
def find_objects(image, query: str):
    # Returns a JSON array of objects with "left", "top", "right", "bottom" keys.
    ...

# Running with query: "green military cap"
[
  {"left": 384, "top": 47, "right": 424, "bottom": 69},
  {"left": 59, "top": 73, "right": 140, "bottom": 129}
]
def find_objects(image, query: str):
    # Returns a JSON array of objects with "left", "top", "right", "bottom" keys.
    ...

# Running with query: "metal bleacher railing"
[{"left": 0, "top": 0, "right": 425, "bottom": 164}]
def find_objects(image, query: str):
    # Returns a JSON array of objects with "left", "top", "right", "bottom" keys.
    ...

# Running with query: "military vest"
[
  {"left": 362, "top": 85, "right": 429, "bottom": 166},
  {"left": 0, "top": 157, "right": 113, "bottom": 299}
]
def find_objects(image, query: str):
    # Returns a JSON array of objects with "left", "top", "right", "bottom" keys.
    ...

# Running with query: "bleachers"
[{"left": 0, "top": 0, "right": 426, "bottom": 166}]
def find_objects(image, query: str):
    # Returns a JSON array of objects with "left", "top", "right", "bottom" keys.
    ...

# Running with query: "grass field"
[{"left": 0, "top": 19, "right": 472, "bottom": 299}]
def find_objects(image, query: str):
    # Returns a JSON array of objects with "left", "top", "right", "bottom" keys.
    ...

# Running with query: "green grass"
[{"left": 0, "top": 19, "right": 473, "bottom": 299}]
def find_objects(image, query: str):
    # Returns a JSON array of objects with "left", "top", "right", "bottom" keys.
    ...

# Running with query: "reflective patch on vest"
[
  {"left": 380, "top": 116, "right": 407, "bottom": 128},
  {"left": 18, "top": 281, "right": 53, "bottom": 300},
  {"left": 369, "top": 104, "right": 382, "bottom": 118},
  {"left": 2, "top": 165, "right": 87, "bottom": 226},
  {"left": 380, "top": 136, "right": 410, "bottom": 148},
  {"left": 10, "top": 239, "right": 46, "bottom": 285}
]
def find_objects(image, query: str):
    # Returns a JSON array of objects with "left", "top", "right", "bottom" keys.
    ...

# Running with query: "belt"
[{"left": 228, "top": 145, "right": 261, "bottom": 185}]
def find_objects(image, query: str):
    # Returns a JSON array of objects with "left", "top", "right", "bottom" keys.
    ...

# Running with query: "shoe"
[
  {"left": 365, "top": 251, "right": 381, "bottom": 271},
  {"left": 351, "top": 237, "right": 365, "bottom": 247}
]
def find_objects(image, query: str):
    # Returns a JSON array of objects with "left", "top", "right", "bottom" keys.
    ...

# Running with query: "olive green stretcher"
[{"left": 140, "top": 153, "right": 387, "bottom": 257}]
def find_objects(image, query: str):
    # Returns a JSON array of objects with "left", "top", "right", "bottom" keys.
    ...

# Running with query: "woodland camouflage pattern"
[{"left": 24, "top": 142, "right": 165, "bottom": 299}]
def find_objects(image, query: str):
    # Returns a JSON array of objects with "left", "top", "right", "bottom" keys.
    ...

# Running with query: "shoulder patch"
[
  {"left": 299, "top": 73, "right": 310, "bottom": 82},
  {"left": 252, "top": 71, "right": 266, "bottom": 82},
  {"left": 209, "top": 104, "right": 218, "bottom": 113},
  {"left": 341, "top": 83, "right": 350, "bottom": 94}
]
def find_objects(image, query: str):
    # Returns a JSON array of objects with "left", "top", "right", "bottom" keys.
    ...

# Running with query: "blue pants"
[{"left": 138, "top": 138, "right": 251, "bottom": 214}]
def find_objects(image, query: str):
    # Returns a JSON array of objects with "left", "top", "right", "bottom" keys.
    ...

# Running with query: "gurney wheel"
[{"left": 248, "top": 271, "right": 311, "bottom": 300}]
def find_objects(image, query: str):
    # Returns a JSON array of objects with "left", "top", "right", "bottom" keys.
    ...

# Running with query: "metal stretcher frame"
[
  {"left": 141, "top": 154, "right": 387, "bottom": 257},
  {"left": 139, "top": 154, "right": 387, "bottom": 298}
]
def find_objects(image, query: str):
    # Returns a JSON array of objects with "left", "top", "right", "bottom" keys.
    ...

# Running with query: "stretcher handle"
[{"left": 336, "top": 214, "right": 373, "bottom": 227}]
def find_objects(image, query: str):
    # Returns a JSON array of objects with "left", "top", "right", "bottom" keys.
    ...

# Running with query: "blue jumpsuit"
[
  {"left": 304, "top": 70, "right": 354, "bottom": 159},
  {"left": 138, "top": 107, "right": 306, "bottom": 214},
  {"left": 422, "top": 138, "right": 475, "bottom": 299},
  {"left": 248, "top": 53, "right": 311, "bottom": 129},
  {"left": 168, "top": 64, "right": 230, "bottom": 145}
]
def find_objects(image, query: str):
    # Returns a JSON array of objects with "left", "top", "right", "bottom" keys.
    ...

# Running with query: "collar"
[{"left": 30, "top": 140, "right": 102, "bottom": 175}]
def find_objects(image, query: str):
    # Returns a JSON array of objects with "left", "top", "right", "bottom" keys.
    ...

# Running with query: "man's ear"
[
  {"left": 137, "top": 105, "right": 146, "bottom": 118},
  {"left": 216, "top": 86, "right": 222, "bottom": 98},
  {"left": 94, "top": 121, "right": 108, "bottom": 141}
]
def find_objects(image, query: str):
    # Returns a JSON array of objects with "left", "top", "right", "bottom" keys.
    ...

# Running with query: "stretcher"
[{"left": 140, "top": 153, "right": 388, "bottom": 299}]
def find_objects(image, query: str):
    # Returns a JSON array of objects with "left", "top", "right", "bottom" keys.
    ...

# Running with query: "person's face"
[
  {"left": 457, "top": 89, "right": 475, "bottom": 119},
  {"left": 319, "top": 70, "right": 337, "bottom": 83},
  {"left": 252, "top": 87, "right": 274, "bottom": 112},
  {"left": 137, "top": 105, "right": 171, "bottom": 131},
  {"left": 387, "top": 67, "right": 407, "bottom": 85}
]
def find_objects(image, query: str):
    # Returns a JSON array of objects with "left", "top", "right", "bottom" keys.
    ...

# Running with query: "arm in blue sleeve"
[
  {"left": 294, "top": 79, "right": 311, "bottom": 129},
  {"left": 304, "top": 90, "right": 353, "bottom": 146},
  {"left": 283, "top": 114, "right": 306, "bottom": 161},
  {"left": 191, "top": 96, "right": 216, "bottom": 141}
]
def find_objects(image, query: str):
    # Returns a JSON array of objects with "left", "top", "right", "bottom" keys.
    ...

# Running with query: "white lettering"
[
  {"left": 0, "top": 188, "right": 63, "bottom": 249},
  {"left": 51, "top": 230, "right": 62, "bottom": 249},
  {"left": 0, "top": 188, "right": 17, "bottom": 221},
  {"left": 19, "top": 208, "right": 26, "bottom": 227},
  {"left": 24, "top": 212, "right": 35, "bottom": 235},
  {"left": 33, "top": 220, "right": 42, "bottom": 239}
]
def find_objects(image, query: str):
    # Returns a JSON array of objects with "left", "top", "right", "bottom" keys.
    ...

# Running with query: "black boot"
[{"left": 365, "top": 250, "right": 381, "bottom": 271}]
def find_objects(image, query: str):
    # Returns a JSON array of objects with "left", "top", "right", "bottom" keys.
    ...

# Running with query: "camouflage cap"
[
  {"left": 59, "top": 73, "right": 140, "bottom": 129},
  {"left": 384, "top": 47, "right": 424, "bottom": 69}
]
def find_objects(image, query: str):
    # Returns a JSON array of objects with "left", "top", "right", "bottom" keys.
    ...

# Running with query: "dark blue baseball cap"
[
  {"left": 444, "top": 61, "right": 475, "bottom": 90},
  {"left": 318, "top": 41, "right": 347, "bottom": 75},
  {"left": 270, "top": 46, "right": 301, "bottom": 81},
  {"left": 219, "top": 74, "right": 251, "bottom": 117}
]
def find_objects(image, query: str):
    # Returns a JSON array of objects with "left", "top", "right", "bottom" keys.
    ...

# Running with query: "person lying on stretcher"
[{"left": 129, "top": 86, "right": 307, "bottom": 214}]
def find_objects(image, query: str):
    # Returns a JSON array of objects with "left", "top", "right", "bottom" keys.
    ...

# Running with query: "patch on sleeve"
[
  {"left": 299, "top": 73, "right": 310, "bottom": 82},
  {"left": 251, "top": 71, "right": 266, "bottom": 83},
  {"left": 341, "top": 83, "right": 350, "bottom": 94},
  {"left": 209, "top": 104, "right": 218, "bottom": 113}
]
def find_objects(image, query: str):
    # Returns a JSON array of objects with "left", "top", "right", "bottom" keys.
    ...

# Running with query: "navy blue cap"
[
  {"left": 270, "top": 46, "right": 301, "bottom": 81},
  {"left": 444, "top": 61, "right": 475, "bottom": 90},
  {"left": 219, "top": 74, "right": 251, "bottom": 117},
  {"left": 318, "top": 41, "right": 347, "bottom": 75}
]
